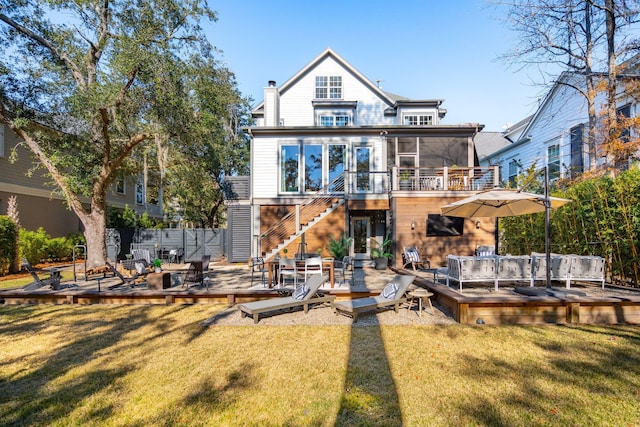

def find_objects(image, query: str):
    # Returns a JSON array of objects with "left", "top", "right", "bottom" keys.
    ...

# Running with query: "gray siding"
[{"left": 227, "top": 205, "right": 251, "bottom": 263}]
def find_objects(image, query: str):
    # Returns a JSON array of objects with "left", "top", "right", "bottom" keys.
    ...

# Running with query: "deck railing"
[{"left": 391, "top": 166, "right": 500, "bottom": 192}]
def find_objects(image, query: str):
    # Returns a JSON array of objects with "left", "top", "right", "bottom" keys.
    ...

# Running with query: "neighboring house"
[
  {"left": 0, "top": 123, "right": 162, "bottom": 237},
  {"left": 481, "top": 68, "right": 639, "bottom": 184},
  {"left": 226, "top": 49, "right": 498, "bottom": 266}
]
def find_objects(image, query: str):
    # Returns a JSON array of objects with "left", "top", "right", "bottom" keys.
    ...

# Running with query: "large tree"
[
  {"left": 0, "top": 1, "right": 231, "bottom": 267},
  {"left": 164, "top": 56, "right": 251, "bottom": 228},
  {"left": 498, "top": 0, "right": 640, "bottom": 171}
]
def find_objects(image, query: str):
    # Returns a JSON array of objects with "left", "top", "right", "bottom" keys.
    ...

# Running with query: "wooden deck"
[
  {"left": 2, "top": 265, "right": 640, "bottom": 325},
  {"left": 410, "top": 274, "right": 640, "bottom": 325}
]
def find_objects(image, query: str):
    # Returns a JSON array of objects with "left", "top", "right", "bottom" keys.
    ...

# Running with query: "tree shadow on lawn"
[
  {"left": 335, "top": 320, "right": 403, "bottom": 426},
  {"left": 455, "top": 325, "right": 640, "bottom": 426},
  {"left": 0, "top": 305, "right": 186, "bottom": 425}
]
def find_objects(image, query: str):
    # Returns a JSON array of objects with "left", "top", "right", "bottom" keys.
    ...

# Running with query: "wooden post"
[{"left": 567, "top": 302, "right": 580, "bottom": 324}]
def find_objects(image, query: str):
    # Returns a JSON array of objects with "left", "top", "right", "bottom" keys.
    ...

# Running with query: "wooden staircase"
[{"left": 261, "top": 175, "right": 345, "bottom": 261}]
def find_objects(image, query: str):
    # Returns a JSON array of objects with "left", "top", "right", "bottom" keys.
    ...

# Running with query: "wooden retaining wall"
[{"left": 412, "top": 275, "right": 640, "bottom": 325}]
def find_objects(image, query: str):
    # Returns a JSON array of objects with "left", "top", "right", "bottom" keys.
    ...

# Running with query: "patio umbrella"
[
  {"left": 440, "top": 185, "right": 571, "bottom": 288},
  {"left": 440, "top": 188, "right": 571, "bottom": 218}
]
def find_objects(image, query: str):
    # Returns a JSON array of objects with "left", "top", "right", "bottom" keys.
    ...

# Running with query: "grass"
[
  {"left": 0, "top": 271, "right": 76, "bottom": 290},
  {"left": 1, "top": 304, "right": 639, "bottom": 426}
]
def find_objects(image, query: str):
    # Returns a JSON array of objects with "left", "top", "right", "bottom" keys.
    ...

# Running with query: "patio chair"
[
  {"left": 304, "top": 256, "right": 323, "bottom": 281},
  {"left": 168, "top": 248, "right": 184, "bottom": 264},
  {"left": 250, "top": 257, "right": 268, "bottom": 287},
  {"left": 476, "top": 245, "right": 495, "bottom": 256},
  {"left": 183, "top": 255, "right": 211, "bottom": 289},
  {"left": 20, "top": 258, "right": 62, "bottom": 291},
  {"left": 238, "top": 274, "right": 334, "bottom": 324},
  {"left": 106, "top": 260, "right": 149, "bottom": 289},
  {"left": 131, "top": 249, "right": 151, "bottom": 264},
  {"left": 278, "top": 257, "right": 299, "bottom": 288},
  {"left": 333, "top": 256, "right": 353, "bottom": 286},
  {"left": 334, "top": 275, "right": 416, "bottom": 322},
  {"left": 402, "top": 247, "right": 430, "bottom": 271}
]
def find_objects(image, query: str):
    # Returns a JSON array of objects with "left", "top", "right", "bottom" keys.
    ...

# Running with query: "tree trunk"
[
  {"left": 605, "top": 0, "right": 618, "bottom": 156},
  {"left": 78, "top": 205, "right": 107, "bottom": 269}
]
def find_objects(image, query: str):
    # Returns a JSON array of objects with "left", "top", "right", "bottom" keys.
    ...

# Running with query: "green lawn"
[
  {"left": 0, "top": 271, "right": 76, "bottom": 290},
  {"left": 1, "top": 305, "right": 639, "bottom": 426}
]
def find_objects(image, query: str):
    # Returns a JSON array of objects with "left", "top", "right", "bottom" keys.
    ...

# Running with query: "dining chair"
[
  {"left": 278, "top": 257, "right": 298, "bottom": 288},
  {"left": 304, "top": 256, "right": 323, "bottom": 281}
]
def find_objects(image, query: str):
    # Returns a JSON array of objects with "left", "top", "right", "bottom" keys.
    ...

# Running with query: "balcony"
[{"left": 391, "top": 166, "right": 499, "bottom": 192}]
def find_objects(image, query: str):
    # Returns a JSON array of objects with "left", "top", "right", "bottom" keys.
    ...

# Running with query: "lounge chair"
[
  {"left": 238, "top": 274, "right": 333, "bottom": 324},
  {"left": 21, "top": 258, "right": 62, "bottom": 291},
  {"left": 106, "top": 260, "right": 150, "bottom": 289},
  {"left": 333, "top": 275, "right": 416, "bottom": 322},
  {"left": 402, "top": 247, "right": 430, "bottom": 271}
]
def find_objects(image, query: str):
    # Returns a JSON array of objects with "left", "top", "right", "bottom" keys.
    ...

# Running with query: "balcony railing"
[{"left": 391, "top": 166, "right": 500, "bottom": 192}]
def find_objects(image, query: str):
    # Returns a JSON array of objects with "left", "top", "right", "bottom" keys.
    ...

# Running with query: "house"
[
  {"left": 226, "top": 49, "right": 498, "bottom": 267},
  {"left": 480, "top": 67, "right": 639, "bottom": 184},
  {"left": 0, "top": 123, "right": 162, "bottom": 237}
]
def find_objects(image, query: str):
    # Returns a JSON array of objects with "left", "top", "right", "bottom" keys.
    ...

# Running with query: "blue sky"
[{"left": 205, "top": 0, "right": 551, "bottom": 131}]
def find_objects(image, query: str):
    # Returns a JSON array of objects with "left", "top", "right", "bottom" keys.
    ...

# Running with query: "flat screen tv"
[{"left": 426, "top": 214, "right": 464, "bottom": 237}]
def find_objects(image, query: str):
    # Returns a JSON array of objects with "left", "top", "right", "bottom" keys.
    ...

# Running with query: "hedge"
[{"left": 0, "top": 216, "right": 18, "bottom": 275}]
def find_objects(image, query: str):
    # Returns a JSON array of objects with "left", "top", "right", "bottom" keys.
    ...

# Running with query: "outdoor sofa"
[
  {"left": 238, "top": 274, "right": 333, "bottom": 324},
  {"left": 436, "top": 253, "right": 605, "bottom": 291},
  {"left": 333, "top": 274, "right": 416, "bottom": 322}
]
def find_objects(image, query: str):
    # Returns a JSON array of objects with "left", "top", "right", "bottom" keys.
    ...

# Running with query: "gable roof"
[
  {"left": 252, "top": 48, "right": 407, "bottom": 115},
  {"left": 474, "top": 131, "right": 512, "bottom": 161}
]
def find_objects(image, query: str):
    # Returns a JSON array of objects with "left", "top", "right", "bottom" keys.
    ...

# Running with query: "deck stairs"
[{"left": 262, "top": 176, "right": 345, "bottom": 261}]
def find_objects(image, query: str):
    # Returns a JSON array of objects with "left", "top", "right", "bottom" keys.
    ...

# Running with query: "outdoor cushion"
[
  {"left": 406, "top": 248, "right": 420, "bottom": 262},
  {"left": 293, "top": 284, "right": 309, "bottom": 300},
  {"left": 381, "top": 282, "right": 399, "bottom": 299}
]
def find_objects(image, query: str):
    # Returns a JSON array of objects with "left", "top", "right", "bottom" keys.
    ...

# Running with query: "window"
[
  {"left": 115, "top": 178, "right": 126, "bottom": 195},
  {"left": 548, "top": 144, "right": 560, "bottom": 180},
  {"left": 570, "top": 124, "right": 584, "bottom": 176},
  {"left": 617, "top": 104, "right": 631, "bottom": 143},
  {"left": 318, "top": 114, "right": 350, "bottom": 127},
  {"left": 355, "top": 147, "right": 371, "bottom": 191},
  {"left": 281, "top": 145, "right": 300, "bottom": 192},
  {"left": 508, "top": 159, "right": 519, "bottom": 186},
  {"left": 315, "top": 76, "right": 342, "bottom": 99},
  {"left": 403, "top": 115, "right": 433, "bottom": 126},
  {"left": 328, "top": 145, "right": 346, "bottom": 191},
  {"left": 304, "top": 145, "right": 323, "bottom": 192},
  {"left": 135, "top": 181, "right": 144, "bottom": 204}
]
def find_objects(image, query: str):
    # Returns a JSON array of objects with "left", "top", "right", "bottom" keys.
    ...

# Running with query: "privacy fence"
[{"left": 106, "top": 228, "right": 228, "bottom": 263}]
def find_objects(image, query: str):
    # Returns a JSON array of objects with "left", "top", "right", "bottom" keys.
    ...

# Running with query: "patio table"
[{"left": 265, "top": 259, "right": 335, "bottom": 288}]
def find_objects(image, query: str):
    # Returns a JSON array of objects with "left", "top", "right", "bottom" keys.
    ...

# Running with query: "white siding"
[
  {"left": 252, "top": 136, "right": 279, "bottom": 198},
  {"left": 278, "top": 56, "right": 393, "bottom": 127}
]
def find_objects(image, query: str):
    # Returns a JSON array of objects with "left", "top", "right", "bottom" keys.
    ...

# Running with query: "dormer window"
[
  {"left": 315, "top": 76, "right": 342, "bottom": 99},
  {"left": 403, "top": 114, "right": 433, "bottom": 126},
  {"left": 319, "top": 114, "right": 350, "bottom": 127}
]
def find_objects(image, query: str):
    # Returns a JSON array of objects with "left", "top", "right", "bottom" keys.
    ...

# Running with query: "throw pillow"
[
  {"left": 293, "top": 285, "right": 309, "bottom": 300},
  {"left": 135, "top": 262, "right": 145, "bottom": 274},
  {"left": 381, "top": 282, "right": 398, "bottom": 299}
]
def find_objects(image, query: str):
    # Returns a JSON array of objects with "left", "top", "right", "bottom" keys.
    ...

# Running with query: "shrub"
[
  {"left": 19, "top": 228, "right": 50, "bottom": 265},
  {"left": 0, "top": 216, "right": 18, "bottom": 275},
  {"left": 326, "top": 233, "right": 353, "bottom": 259}
]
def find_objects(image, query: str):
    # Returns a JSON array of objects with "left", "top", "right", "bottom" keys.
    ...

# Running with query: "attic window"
[
  {"left": 315, "top": 76, "right": 342, "bottom": 99},
  {"left": 403, "top": 115, "right": 433, "bottom": 126}
]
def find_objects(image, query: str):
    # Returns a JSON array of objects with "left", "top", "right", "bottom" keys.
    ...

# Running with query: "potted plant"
[
  {"left": 153, "top": 258, "right": 162, "bottom": 273},
  {"left": 327, "top": 233, "right": 353, "bottom": 260},
  {"left": 370, "top": 234, "right": 393, "bottom": 270}
]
